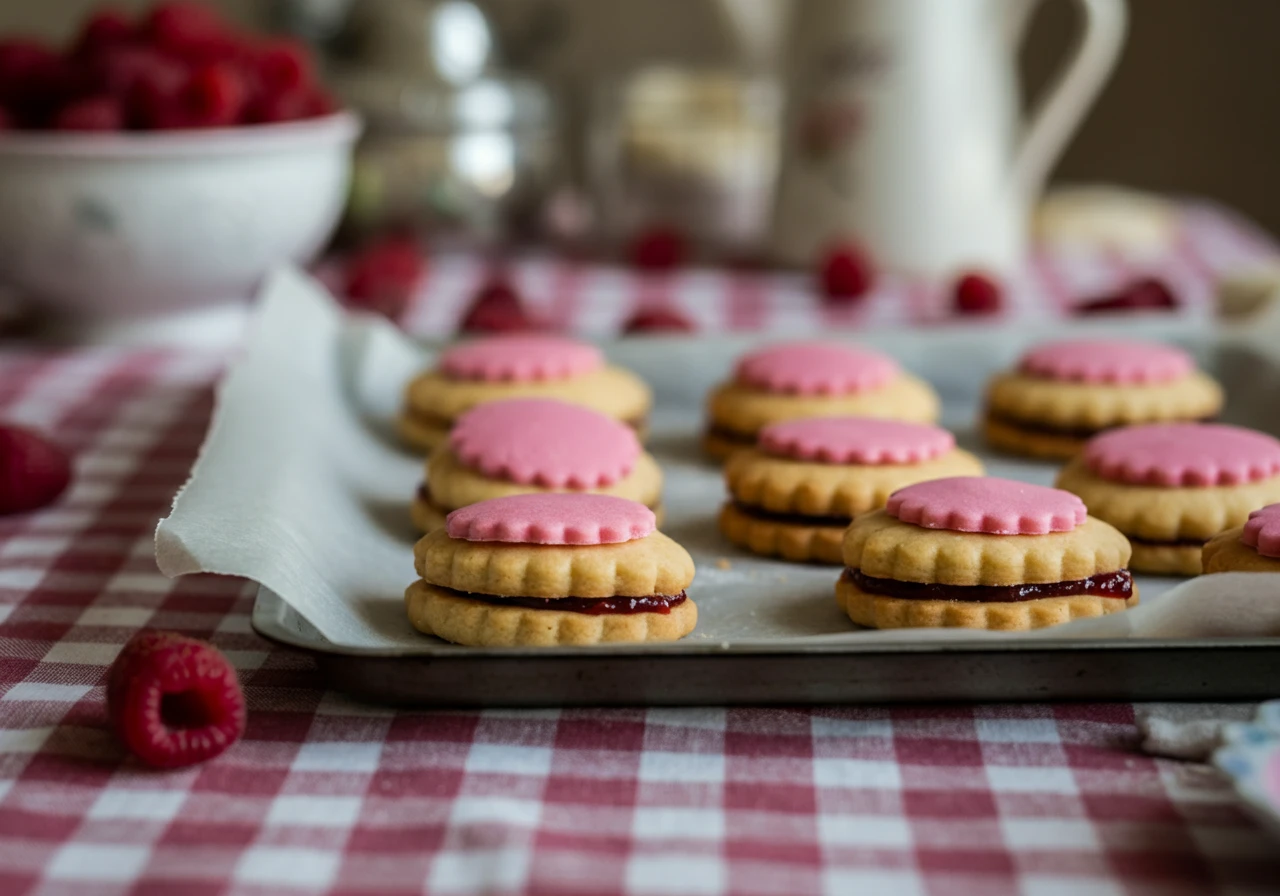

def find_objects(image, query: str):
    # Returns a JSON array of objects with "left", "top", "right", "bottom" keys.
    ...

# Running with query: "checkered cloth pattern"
[
  {"left": 3, "top": 205, "right": 1280, "bottom": 894},
  {"left": 389, "top": 203, "right": 1278, "bottom": 337}
]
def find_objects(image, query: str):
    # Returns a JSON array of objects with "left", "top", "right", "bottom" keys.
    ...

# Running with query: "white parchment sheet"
[{"left": 155, "top": 268, "right": 1280, "bottom": 652}]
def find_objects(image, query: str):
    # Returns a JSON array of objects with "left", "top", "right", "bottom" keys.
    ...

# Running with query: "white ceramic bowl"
[{"left": 0, "top": 112, "right": 360, "bottom": 341}]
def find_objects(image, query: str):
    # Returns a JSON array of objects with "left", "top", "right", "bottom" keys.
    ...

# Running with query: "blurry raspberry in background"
[
  {"left": 0, "top": 425, "right": 72, "bottom": 516},
  {"left": 819, "top": 241, "right": 875, "bottom": 304},
  {"left": 460, "top": 276, "right": 537, "bottom": 333},
  {"left": 622, "top": 308, "right": 697, "bottom": 335},
  {"left": 952, "top": 272, "right": 1004, "bottom": 315},
  {"left": 631, "top": 226, "right": 687, "bottom": 272},
  {"left": 0, "top": 2, "right": 338, "bottom": 132},
  {"left": 342, "top": 234, "right": 426, "bottom": 320}
]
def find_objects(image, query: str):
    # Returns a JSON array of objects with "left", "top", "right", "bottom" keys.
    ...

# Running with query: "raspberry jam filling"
[
  {"left": 732, "top": 501, "right": 851, "bottom": 528},
  {"left": 707, "top": 424, "right": 758, "bottom": 446},
  {"left": 457, "top": 588, "right": 688, "bottom": 616},
  {"left": 843, "top": 568, "right": 1132, "bottom": 603},
  {"left": 987, "top": 410, "right": 1215, "bottom": 439}
]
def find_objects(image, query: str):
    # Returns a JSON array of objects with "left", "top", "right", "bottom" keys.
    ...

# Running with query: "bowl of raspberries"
[{"left": 0, "top": 2, "right": 359, "bottom": 338}]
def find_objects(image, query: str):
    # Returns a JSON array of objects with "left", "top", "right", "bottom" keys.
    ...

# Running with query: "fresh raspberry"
[
  {"left": 177, "top": 62, "right": 247, "bottom": 127},
  {"left": 0, "top": 425, "right": 72, "bottom": 515},
  {"left": 952, "top": 271, "right": 1003, "bottom": 315},
  {"left": 53, "top": 95, "right": 124, "bottom": 131},
  {"left": 343, "top": 235, "right": 425, "bottom": 319},
  {"left": 0, "top": 42, "right": 87, "bottom": 127},
  {"left": 108, "top": 631, "right": 245, "bottom": 770},
  {"left": 253, "top": 39, "right": 312, "bottom": 95},
  {"left": 631, "top": 226, "right": 686, "bottom": 271},
  {"left": 111, "top": 49, "right": 187, "bottom": 128},
  {"left": 0, "top": 40, "right": 59, "bottom": 109},
  {"left": 144, "top": 2, "right": 226, "bottom": 53},
  {"left": 819, "top": 242, "right": 875, "bottom": 303},
  {"left": 622, "top": 308, "right": 697, "bottom": 334},
  {"left": 460, "top": 278, "right": 537, "bottom": 333},
  {"left": 304, "top": 88, "right": 337, "bottom": 117},
  {"left": 244, "top": 85, "right": 311, "bottom": 124},
  {"left": 73, "top": 9, "right": 136, "bottom": 59},
  {"left": 1076, "top": 276, "right": 1178, "bottom": 314}
]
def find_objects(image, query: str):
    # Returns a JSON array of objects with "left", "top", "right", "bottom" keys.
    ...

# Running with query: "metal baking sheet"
[{"left": 250, "top": 319, "right": 1280, "bottom": 705}]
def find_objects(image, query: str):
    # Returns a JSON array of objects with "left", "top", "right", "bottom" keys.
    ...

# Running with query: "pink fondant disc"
[
  {"left": 1083, "top": 424, "right": 1280, "bottom": 487},
  {"left": 1242, "top": 504, "right": 1280, "bottom": 559},
  {"left": 450, "top": 398, "right": 640, "bottom": 488},
  {"left": 886, "top": 477, "right": 1086, "bottom": 535},
  {"left": 759, "top": 417, "right": 954, "bottom": 465},
  {"left": 1019, "top": 339, "right": 1193, "bottom": 384},
  {"left": 440, "top": 336, "right": 603, "bottom": 382},
  {"left": 735, "top": 342, "right": 899, "bottom": 396},
  {"left": 445, "top": 493, "right": 656, "bottom": 545}
]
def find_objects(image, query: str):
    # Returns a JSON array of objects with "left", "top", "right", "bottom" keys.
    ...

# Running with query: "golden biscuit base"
[
  {"left": 425, "top": 446, "right": 663, "bottom": 513},
  {"left": 411, "top": 493, "right": 666, "bottom": 535},
  {"left": 835, "top": 576, "right": 1139, "bottom": 631},
  {"left": 405, "top": 364, "right": 651, "bottom": 432},
  {"left": 984, "top": 370, "right": 1222, "bottom": 431},
  {"left": 405, "top": 581, "right": 697, "bottom": 646},
  {"left": 702, "top": 429, "right": 753, "bottom": 463},
  {"left": 398, "top": 412, "right": 450, "bottom": 454},
  {"left": 1055, "top": 457, "right": 1280, "bottom": 542},
  {"left": 982, "top": 415, "right": 1087, "bottom": 461},
  {"left": 1203, "top": 527, "right": 1280, "bottom": 573},
  {"left": 724, "top": 447, "right": 984, "bottom": 517},
  {"left": 843, "top": 510, "right": 1131, "bottom": 587},
  {"left": 415, "top": 528, "right": 695, "bottom": 598},
  {"left": 718, "top": 503, "right": 846, "bottom": 564},
  {"left": 705, "top": 372, "right": 941, "bottom": 448},
  {"left": 1129, "top": 542, "right": 1204, "bottom": 577}
]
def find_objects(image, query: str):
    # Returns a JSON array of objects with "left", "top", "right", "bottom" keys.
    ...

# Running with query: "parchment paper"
[{"left": 155, "top": 267, "right": 1280, "bottom": 651}]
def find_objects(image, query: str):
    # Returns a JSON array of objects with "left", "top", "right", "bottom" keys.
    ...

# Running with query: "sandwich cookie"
[
  {"left": 703, "top": 341, "right": 940, "bottom": 461},
  {"left": 719, "top": 417, "right": 984, "bottom": 563},
  {"left": 406, "top": 493, "right": 697, "bottom": 646},
  {"left": 1057, "top": 423, "right": 1280, "bottom": 575},
  {"left": 412, "top": 398, "right": 663, "bottom": 533},
  {"left": 1203, "top": 504, "right": 1280, "bottom": 573},
  {"left": 399, "top": 335, "right": 652, "bottom": 453},
  {"left": 837, "top": 477, "right": 1137, "bottom": 630},
  {"left": 984, "top": 339, "right": 1222, "bottom": 460}
]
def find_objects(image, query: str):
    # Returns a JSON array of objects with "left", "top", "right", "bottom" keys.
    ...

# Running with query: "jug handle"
[{"left": 1010, "top": 0, "right": 1128, "bottom": 203}]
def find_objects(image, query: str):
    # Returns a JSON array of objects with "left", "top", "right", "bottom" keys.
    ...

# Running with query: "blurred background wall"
[{"left": 7, "top": 0, "right": 1280, "bottom": 234}]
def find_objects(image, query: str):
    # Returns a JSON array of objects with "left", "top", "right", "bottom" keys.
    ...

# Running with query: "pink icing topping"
[
  {"left": 1019, "top": 339, "right": 1193, "bottom": 384},
  {"left": 450, "top": 399, "right": 640, "bottom": 488},
  {"left": 1083, "top": 424, "right": 1280, "bottom": 487},
  {"left": 445, "top": 493, "right": 655, "bottom": 545},
  {"left": 886, "top": 477, "right": 1086, "bottom": 535},
  {"left": 1241, "top": 504, "right": 1280, "bottom": 559},
  {"left": 759, "top": 417, "right": 954, "bottom": 465},
  {"left": 440, "top": 336, "right": 603, "bottom": 382},
  {"left": 735, "top": 342, "right": 899, "bottom": 395}
]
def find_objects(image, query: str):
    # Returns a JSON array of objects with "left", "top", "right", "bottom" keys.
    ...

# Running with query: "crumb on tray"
[{"left": 715, "top": 557, "right": 732, "bottom": 571}]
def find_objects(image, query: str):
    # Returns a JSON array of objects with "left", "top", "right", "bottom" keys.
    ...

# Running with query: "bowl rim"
[{"left": 0, "top": 110, "right": 362, "bottom": 158}]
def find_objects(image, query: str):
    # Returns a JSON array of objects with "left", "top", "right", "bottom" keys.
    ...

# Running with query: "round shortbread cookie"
[
  {"left": 398, "top": 412, "right": 451, "bottom": 454},
  {"left": 724, "top": 447, "right": 983, "bottom": 517},
  {"left": 402, "top": 364, "right": 651, "bottom": 444},
  {"left": 836, "top": 576, "right": 1139, "bottom": 631},
  {"left": 1128, "top": 542, "right": 1204, "bottom": 577},
  {"left": 1055, "top": 457, "right": 1280, "bottom": 542},
  {"left": 706, "top": 372, "right": 940, "bottom": 442},
  {"left": 984, "top": 370, "right": 1222, "bottom": 432},
  {"left": 405, "top": 581, "right": 697, "bottom": 646},
  {"left": 982, "top": 415, "right": 1088, "bottom": 461},
  {"left": 425, "top": 446, "right": 663, "bottom": 516},
  {"left": 841, "top": 510, "right": 1131, "bottom": 587},
  {"left": 1203, "top": 527, "right": 1280, "bottom": 573},
  {"left": 717, "top": 502, "right": 846, "bottom": 564},
  {"left": 415, "top": 527, "right": 695, "bottom": 598}
]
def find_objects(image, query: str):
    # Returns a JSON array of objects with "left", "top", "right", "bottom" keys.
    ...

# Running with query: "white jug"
[{"left": 769, "top": 0, "right": 1127, "bottom": 275}]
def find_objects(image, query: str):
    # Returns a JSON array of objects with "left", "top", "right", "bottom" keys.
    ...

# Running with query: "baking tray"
[{"left": 250, "top": 318, "right": 1280, "bottom": 705}]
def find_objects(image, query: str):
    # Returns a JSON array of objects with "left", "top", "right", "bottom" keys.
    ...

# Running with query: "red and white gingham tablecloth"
[{"left": 1, "top": 204, "right": 1279, "bottom": 895}]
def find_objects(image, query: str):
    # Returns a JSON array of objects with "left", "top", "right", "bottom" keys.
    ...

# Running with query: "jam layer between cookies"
[
  {"left": 986, "top": 410, "right": 1215, "bottom": 439},
  {"left": 842, "top": 569, "right": 1133, "bottom": 603},
  {"left": 441, "top": 586, "right": 688, "bottom": 616},
  {"left": 409, "top": 407, "right": 648, "bottom": 433},
  {"left": 730, "top": 501, "right": 850, "bottom": 528}
]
